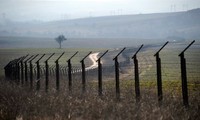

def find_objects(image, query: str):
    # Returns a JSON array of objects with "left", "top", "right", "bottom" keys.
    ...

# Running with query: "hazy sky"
[{"left": 1, "top": 0, "right": 200, "bottom": 21}]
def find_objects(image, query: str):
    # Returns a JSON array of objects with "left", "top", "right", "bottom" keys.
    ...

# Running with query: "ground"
[{"left": 0, "top": 41, "right": 200, "bottom": 120}]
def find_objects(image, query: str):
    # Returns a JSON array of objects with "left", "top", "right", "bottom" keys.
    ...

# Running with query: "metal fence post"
[
  {"left": 13, "top": 60, "right": 17, "bottom": 80},
  {"left": 11, "top": 60, "right": 16, "bottom": 80},
  {"left": 179, "top": 40, "right": 195, "bottom": 107},
  {"left": 96, "top": 50, "right": 109, "bottom": 96},
  {"left": 29, "top": 60, "right": 33, "bottom": 87},
  {"left": 67, "top": 51, "right": 78, "bottom": 92},
  {"left": 11, "top": 60, "right": 17, "bottom": 80},
  {"left": 12, "top": 58, "right": 21, "bottom": 83},
  {"left": 4, "top": 61, "right": 12, "bottom": 79},
  {"left": 24, "top": 55, "right": 34, "bottom": 84},
  {"left": 16, "top": 58, "right": 21, "bottom": 83},
  {"left": 68, "top": 59, "right": 72, "bottom": 91},
  {"left": 35, "top": 54, "right": 45, "bottom": 90},
  {"left": 80, "top": 51, "right": 92, "bottom": 93},
  {"left": 12, "top": 58, "right": 20, "bottom": 83},
  {"left": 11, "top": 59, "right": 17, "bottom": 80},
  {"left": 20, "top": 55, "right": 29, "bottom": 85},
  {"left": 29, "top": 54, "right": 39, "bottom": 89},
  {"left": 132, "top": 45, "right": 143, "bottom": 102},
  {"left": 55, "top": 52, "right": 65, "bottom": 91},
  {"left": 154, "top": 41, "right": 168, "bottom": 103},
  {"left": 45, "top": 53, "right": 55, "bottom": 92},
  {"left": 113, "top": 47, "right": 126, "bottom": 100},
  {"left": 9, "top": 59, "right": 14, "bottom": 80}
]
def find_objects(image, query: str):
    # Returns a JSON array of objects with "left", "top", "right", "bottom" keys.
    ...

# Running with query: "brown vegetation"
[{"left": 0, "top": 78, "right": 199, "bottom": 120}]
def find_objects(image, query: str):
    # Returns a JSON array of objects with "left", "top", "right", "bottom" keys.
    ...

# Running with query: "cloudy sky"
[{"left": 0, "top": 0, "right": 200, "bottom": 21}]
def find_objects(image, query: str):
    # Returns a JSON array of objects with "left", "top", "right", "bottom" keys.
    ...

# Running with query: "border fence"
[{"left": 4, "top": 40, "right": 199, "bottom": 107}]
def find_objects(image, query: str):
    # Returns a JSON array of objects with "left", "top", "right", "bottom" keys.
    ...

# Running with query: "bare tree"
[{"left": 55, "top": 35, "right": 67, "bottom": 49}]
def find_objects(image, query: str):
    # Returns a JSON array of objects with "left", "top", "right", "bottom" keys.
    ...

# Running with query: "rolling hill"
[{"left": 0, "top": 8, "right": 200, "bottom": 40}]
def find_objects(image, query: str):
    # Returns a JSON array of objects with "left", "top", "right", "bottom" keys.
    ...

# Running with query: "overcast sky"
[{"left": 1, "top": 0, "right": 200, "bottom": 21}]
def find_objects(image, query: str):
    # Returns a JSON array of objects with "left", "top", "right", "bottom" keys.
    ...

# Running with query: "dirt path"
[{"left": 86, "top": 52, "right": 99, "bottom": 70}]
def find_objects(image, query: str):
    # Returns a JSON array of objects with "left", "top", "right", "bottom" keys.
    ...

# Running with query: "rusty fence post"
[
  {"left": 4, "top": 61, "right": 12, "bottom": 79},
  {"left": 11, "top": 58, "right": 18, "bottom": 81},
  {"left": 67, "top": 51, "right": 78, "bottom": 92},
  {"left": 45, "top": 53, "right": 55, "bottom": 92},
  {"left": 16, "top": 58, "right": 22, "bottom": 83},
  {"left": 20, "top": 55, "right": 29, "bottom": 85},
  {"left": 80, "top": 51, "right": 92, "bottom": 93},
  {"left": 113, "top": 47, "right": 126, "bottom": 100},
  {"left": 96, "top": 50, "right": 109, "bottom": 96},
  {"left": 24, "top": 55, "right": 34, "bottom": 84},
  {"left": 55, "top": 52, "right": 65, "bottom": 91},
  {"left": 5, "top": 60, "right": 13, "bottom": 80},
  {"left": 35, "top": 54, "right": 45, "bottom": 90},
  {"left": 29, "top": 54, "right": 39, "bottom": 89},
  {"left": 132, "top": 44, "right": 143, "bottom": 102},
  {"left": 10, "top": 58, "right": 19, "bottom": 81},
  {"left": 179, "top": 40, "right": 195, "bottom": 107},
  {"left": 154, "top": 41, "right": 169, "bottom": 103},
  {"left": 11, "top": 60, "right": 17, "bottom": 80}
]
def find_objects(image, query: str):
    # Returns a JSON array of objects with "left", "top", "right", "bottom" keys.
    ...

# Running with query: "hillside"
[{"left": 0, "top": 8, "right": 200, "bottom": 40}]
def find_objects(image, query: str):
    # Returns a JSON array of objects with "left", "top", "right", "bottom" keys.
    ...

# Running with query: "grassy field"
[
  {"left": 0, "top": 42, "right": 200, "bottom": 120},
  {"left": 0, "top": 48, "right": 105, "bottom": 77}
]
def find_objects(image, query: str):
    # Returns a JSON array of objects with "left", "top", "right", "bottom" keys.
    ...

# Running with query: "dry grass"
[
  {"left": 0, "top": 44, "right": 199, "bottom": 120},
  {"left": 0, "top": 78, "right": 199, "bottom": 120}
]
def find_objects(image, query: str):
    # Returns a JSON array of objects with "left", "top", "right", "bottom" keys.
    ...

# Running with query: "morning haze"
[
  {"left": 0, "top": 0, "right": 200, "bottom": 48},
  {"left": 1, "top": 0, "right": 200, "bottom": 21}
]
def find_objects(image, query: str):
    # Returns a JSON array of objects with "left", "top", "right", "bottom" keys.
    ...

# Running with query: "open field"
[
  {"left": 0, "top": 36, "right": 166, "bottom": 48},
  {"left": 0, "top": 41, "right": 200, "bottom": 119},
  {"left": 0, "top": 48, "right": 105, "bottom": 77}
]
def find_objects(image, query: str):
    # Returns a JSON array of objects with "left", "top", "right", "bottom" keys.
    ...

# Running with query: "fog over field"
[
  {"left": 1, "top": 0, "right": 200, "bottom": 48},
  {"left": 0, "top": 8, "right": 200, "bottom": 48}
]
